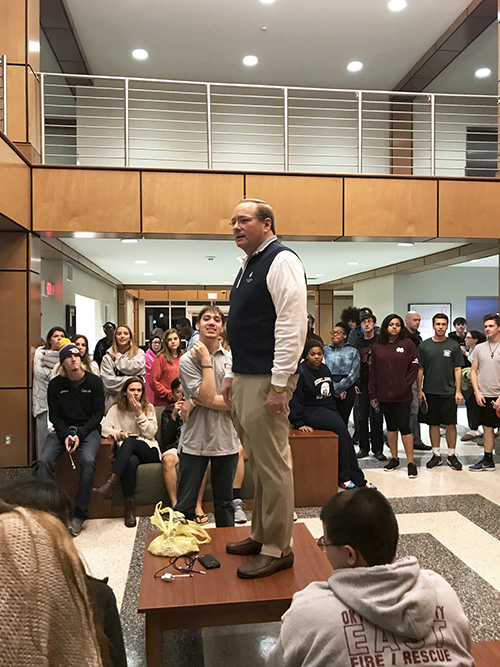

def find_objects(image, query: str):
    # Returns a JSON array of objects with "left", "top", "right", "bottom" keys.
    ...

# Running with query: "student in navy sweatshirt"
[
  {"left": 369, "top": 314, "right": 419, "bottom": 479},
  {"left": 289, "top": 340, "right": 376, "bottom": 490}
]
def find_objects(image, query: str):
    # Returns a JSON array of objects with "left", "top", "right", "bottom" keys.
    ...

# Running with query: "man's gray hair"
[{"left": 238, "top": 198, "right": 275, "bottom": 234}]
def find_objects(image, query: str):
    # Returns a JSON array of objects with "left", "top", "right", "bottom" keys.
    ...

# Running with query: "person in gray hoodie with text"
[{"left": 266, "top": 488, "right": 474, "bottom": 667}]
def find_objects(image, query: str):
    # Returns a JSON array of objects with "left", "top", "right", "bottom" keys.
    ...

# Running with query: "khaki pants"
[{"left": 231, "top": 373, "right": 298, "bottom": 558}]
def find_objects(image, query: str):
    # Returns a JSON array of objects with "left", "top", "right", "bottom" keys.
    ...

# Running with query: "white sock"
[
  {"left": 448, "top": 448, "right": 456, "bottom": 457},
  {"left": 432, "top": 447, "right": 440, "bottom": 457}
]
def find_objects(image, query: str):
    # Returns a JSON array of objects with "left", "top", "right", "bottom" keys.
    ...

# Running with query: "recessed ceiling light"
[
  {"left": 29, "top": 41, "right": 40, "bottom": 52},
  {"left": 347, "top": 61, "right": 363, "bottom": 73},
  {"left": 132, "top": 49, "right": 149, "bottom": 61},
  {"left": 135, "top": 260, "right": 148, "bottom": 264},
  {"left": 469, "top": 259, "right": 481, "bottom": 263},
  {"left": 347, "top": 261, "right": 359, "bottom": 266},
  {"left": 475, "top": 67, "right": 491, "bottom": 79},
  {"left": 121, "top": 239, "right": 138, "bottom": 243},
  {"left": 398, "top": 242, "right": 414, "bottom": 247},
  {"left": 388, "top": 0, "right": 407, "bottom": 11},
  {"left": 243, "top": 55, "right": 258, "bottom": 67},
  {"left": 315, "top": 273, "right": 325, "bottom": 277},
  {"left": 150, "top": 280, "right": 159, "bottom": 284},
  {"left": 144, "top": 272, "right": 154, "bottom": 276},
  {"left": 260, "top": 0, "right": 275, "bottom": 4}
]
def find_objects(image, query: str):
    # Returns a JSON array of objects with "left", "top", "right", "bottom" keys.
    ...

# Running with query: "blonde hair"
[
  {"left": 109, "top": 324, "right": 139, "bottom": 360},
  {"left": 0, "top": 503, "right": 106, "bottom": 665},
  {"left": 161, "top": 328, "right": 182, "bottom": 364}
]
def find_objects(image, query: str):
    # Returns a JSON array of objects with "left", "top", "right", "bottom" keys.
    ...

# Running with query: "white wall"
[
  {"left": 40, "top": 259, "right": 118, "bottom": 345},
  {"left": 394, "top": 267, "right": 498, "bottom": 321},
  {"left": 352, "top": 266, "right": 498, "bottom": 325},
  {"left": 353, "top": 274, "right": 396, "bottom": 321}
]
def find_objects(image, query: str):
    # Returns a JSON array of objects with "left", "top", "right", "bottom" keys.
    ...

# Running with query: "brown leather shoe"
[
  {"left": 93, "top": 472, "right": 119, "bottom": 499},
  {"left": 237, "top": 552, "right": 294, "bottom": 579},
  {"left": 226, "top": 537, "right": 262, "bottom": 555},
  {"left": 124, "top": 496, "right": 136, "bottom": 528}
]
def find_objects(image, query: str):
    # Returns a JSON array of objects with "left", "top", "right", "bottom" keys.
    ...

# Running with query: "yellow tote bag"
[{"left": 148, "top": 502, "right": 211, "bottom": 557}]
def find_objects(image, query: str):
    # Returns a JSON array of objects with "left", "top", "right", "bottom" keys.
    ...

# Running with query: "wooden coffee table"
[{"left": 138, "top": 523, "right": 332, "bottom": 667}]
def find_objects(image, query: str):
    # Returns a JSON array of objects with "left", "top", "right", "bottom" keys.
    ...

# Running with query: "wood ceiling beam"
[
  {"left": 394, "top": 0, "right": 497, "bottom": 92},
  {"left": 322, "top": 241, "right": 500, "bottom": 290}
]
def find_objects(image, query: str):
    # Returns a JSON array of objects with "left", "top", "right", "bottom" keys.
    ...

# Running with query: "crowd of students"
[
  {"left": 299, "top": 307, "right": 500, "bottom": 480},
  {"left": 31, "top": 309, "right": 249, "bottom": 537}
]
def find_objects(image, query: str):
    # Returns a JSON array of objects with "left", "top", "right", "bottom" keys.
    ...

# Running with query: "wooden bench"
[{"left": 56, "top": 429, "right": 338, "bottom": 519}]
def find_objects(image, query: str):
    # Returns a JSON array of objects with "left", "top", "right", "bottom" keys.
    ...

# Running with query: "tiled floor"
[{"left": 4, "top": 407, "right": 500, "bottom": 666}]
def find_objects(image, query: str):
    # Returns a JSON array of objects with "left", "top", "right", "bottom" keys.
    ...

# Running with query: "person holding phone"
[
  {"left": 94, "top": 377, "right": 159, "bottom": 527},
  {"left": 38, "top": 340, "right": 105, "bottom": 537}
]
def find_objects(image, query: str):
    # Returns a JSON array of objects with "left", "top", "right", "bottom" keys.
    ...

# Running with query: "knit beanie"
[{"left": 59, "top": 338, "right": 81, "bottom": 364}]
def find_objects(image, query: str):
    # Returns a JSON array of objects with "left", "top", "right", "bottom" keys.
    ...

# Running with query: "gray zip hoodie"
[{"left": 266, "top": 556, "right": 473, "bottom": 667}]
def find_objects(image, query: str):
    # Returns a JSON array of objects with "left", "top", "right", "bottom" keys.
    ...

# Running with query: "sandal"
[
  {"left": 195, "top": 513, "right": 208, "bottom": 525},
  {"left": 340, "top": 481, "right": 355, "bottom": 490}
]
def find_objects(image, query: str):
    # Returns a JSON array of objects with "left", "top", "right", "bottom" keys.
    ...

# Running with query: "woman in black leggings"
[
  {"left": 289, "top": 340, "right": 375, "bottom": 490},
  {"left": 94, "top": 377, "right": 160, "bottom": 526},
  {"left": 369, "top": 314, "right": 419, "bottom": 479}
]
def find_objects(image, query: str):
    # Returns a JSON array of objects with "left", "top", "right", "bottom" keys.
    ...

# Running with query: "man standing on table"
[{"left": 222, "top": 198, "right": 307, "bottom": 579}]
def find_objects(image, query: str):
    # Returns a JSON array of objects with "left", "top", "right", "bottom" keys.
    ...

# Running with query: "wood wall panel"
[
  {"left": 27, "top": 0, "right": 40, "bottom": 72},
  {"left": 0, "top": 389, "right": 28, "bottom": 466},
  {"left": 29, "top": 269, "right": 41, "bottom": 388},
  {"left": 0, "top": 232, "right": 27, "bottom": 269},
  {"left": 0, "top": 1, "right": 26, "bottom": 63},
  {"left": 28, "top": 67, "right": 41, "bottom": 155},
  {"left": 6, "top": 65, "right": 27, "bottom": 143},
  {"left": 32, "top": 169, "right": 141, "bottom": 233},
  {"left": 439, "top": 181, "right": 500, "bottom": 238},
  {"left": 0, "top": 137, "right": 30, "bottom": 228},
  {"left": 344, "top": 178, "right": 438, "bottom": 238},
  {"left": 142, "top": 172, "right": 243, "bottom": 235},
  {"left": 245, "top": 175, "right": 343, "bottom": 237},
  {"left": 0, "top": 271, "right": 27, "bottom": 387}
]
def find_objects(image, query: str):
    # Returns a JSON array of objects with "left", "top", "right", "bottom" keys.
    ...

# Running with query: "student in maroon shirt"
[{"left": 369, "top": 314, "right": 419, "bottom": 479}]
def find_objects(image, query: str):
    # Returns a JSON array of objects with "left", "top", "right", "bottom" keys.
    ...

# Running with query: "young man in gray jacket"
[{"left": 266, "top": 488, "right": 474, "bottom": 667}]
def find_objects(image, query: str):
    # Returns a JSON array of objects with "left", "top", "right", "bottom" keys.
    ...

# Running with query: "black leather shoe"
[
  {"left": 414, "top": 443, "right": 432, "bottom": 451},
  {"left": 237, "top": 552, "right": 294, "bottom": 579},
  {"left": 226, "top": 537, "right": 262, "bottom": 555},
  {"left": 356, "top": 449, "right": 369, "bottom": 459}
]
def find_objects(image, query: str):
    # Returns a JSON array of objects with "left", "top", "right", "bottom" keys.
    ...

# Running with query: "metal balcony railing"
[{"left": 38, "top": 71, "right": 500, "bottom": 177}]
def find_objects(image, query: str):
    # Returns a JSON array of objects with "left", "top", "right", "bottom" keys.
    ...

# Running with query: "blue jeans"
[
  {"left": 38, "top": 429, "right": 101, "bottom": 520},
  {"left": 174, "top": 451, "right": 238, "bottom": 527}
]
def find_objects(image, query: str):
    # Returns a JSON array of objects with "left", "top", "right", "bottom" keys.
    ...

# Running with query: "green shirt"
[{"left": 418, "top": 337, "right": 463, "bottom": 396}]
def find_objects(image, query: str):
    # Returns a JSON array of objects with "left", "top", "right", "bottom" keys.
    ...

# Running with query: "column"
[
  {"left": 0, "top": 0, "right": 41, "bottom": 162},
  {"left": 0, "top": 232, "right": 41, "bottom": 466}
]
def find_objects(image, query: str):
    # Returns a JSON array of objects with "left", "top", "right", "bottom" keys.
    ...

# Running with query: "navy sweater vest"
[{"left": 227, "top": 239, "right": 293, "bottom": 375}]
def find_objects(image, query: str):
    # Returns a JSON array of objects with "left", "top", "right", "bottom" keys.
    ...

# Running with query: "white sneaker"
[
  {"left": 293, "top": 511, "right": 298, "bottom": 522},
  {"left": 233, "top": 498, "right": 247, "bottom": 524}
]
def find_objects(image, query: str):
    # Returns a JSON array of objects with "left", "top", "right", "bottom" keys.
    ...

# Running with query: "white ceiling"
[
  {"left": 60, "top": 237, "right": 466, "bottom": 286},
  {"left": 63, "top": 0, "right": 474, "bottom": 90},
  {"left": 425, "top": 22, "right": 498, "bottom": 95},
  {"left": 455, "top": 255, "right": 499, "bottom": 268}
]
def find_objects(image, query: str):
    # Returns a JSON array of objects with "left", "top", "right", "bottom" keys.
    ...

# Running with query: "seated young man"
[
  {"left": 266, "top": 488, "right": 474, "bottom": 667},
  {"left": 38, "top": 340, "right": 105, "bottom": 537}
]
